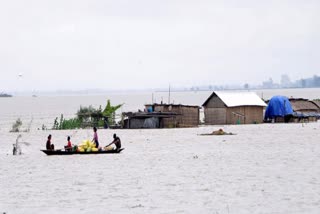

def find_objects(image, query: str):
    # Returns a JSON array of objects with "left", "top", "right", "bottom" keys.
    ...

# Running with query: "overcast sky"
[{"left": 1, "top": 0, "right": 319, "bottom": 91}]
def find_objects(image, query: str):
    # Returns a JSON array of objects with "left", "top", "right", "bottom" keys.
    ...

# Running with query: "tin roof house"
[{"left": 202, "top": 91, "right": 267, "bottom": 125}]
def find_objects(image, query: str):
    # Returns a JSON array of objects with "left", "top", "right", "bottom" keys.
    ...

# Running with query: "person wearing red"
[{"left": 65, "top": 136, "right": 72, "bottom": 151}]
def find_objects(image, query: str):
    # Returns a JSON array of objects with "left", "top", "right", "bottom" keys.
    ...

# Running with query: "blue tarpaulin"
[{"left": 264, "top": 96, "right": 293, "bottom": 120}]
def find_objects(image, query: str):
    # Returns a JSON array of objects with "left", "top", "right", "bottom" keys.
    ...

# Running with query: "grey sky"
[{"left": 1, "top": 0, "right": 319, "bottom": 91}]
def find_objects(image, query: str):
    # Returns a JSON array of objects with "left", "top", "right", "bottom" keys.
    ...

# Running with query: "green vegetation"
[
  {"left": 52, "top": 99, "right": 123, "bottom": 130},
  {"left": 53, "top": 114, "right": 82, "bottom": 130},
  {"left": 102, "top": 100, "right": 123, "bottom": 125}
]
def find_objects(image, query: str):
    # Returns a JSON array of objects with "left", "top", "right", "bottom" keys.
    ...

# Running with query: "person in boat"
[
  {"left": 105, "top": 133, "right": 121, "bottom": 151},
  {"left": 64, "top": 136, "right": 72, "bottom": 152},
  {"left": 46, "top": 134, "right": 54, "bottom": 150},
  {"left": 92, "top": 127, "right": 99, "bottom": 148}
]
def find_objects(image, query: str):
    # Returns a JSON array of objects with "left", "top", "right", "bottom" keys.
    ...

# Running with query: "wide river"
[
  {"left": 0, "top": 88, "right": 319, "bottom": 213},
  {"left": 0, "top": 88, "right": 319, "bottom": 131}
]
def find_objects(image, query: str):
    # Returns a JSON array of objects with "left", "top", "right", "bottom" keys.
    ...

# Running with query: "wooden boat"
[{"left": 41, "top": 148, "right": 124, "bottom": 156}]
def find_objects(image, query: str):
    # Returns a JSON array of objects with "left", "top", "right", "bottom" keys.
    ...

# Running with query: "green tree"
[{"left": 102, "top": 100, "right": 123, "bottom": 125}]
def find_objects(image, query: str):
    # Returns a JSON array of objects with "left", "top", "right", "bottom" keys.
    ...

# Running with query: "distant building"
[
  {"left": 262, "top": 78, "right": 279, "bottom": 89},
  {"left": 202, "top": 91, "right": 267, "bottom": 125}
]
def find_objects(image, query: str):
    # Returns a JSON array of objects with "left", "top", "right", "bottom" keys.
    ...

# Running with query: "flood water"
[{"left": 0, "top": 88, "right": 320, "bottom": 213}]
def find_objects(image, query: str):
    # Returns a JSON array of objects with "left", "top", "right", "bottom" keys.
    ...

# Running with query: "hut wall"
[
  {"left": 226, "top": 106, "right": 264, "bottom": 124},
  {"left": 204, "top": 108, "right": 227, "bottom": 125},
  {"left": 308, "top": 117, "right": 318, "bottom": 122},
  {"left": 152, "top": 105, "right": 175, "bottom": 128},
  {"left": 162, "top": 117, "right": 177, "bottom": 128},
  {"left": 127, "top": 118, "right": 145, "bottom": 129},
  {"left": 177, "top": 106, "right": 199, "bottom": 127},
  {"left": 245, "top": 106, "right": 264, "bottom": 124},
  {"left": 127, "top": 118, "right": 161, "bottom": 128},
  {"left": 226, "top": 107, "right": 245, "bottom": 124},
  {"left": 203, "top": 94, "right": 228, "bottom": 125},
  {"left": 204, "top": 95, "right": 225, "bottom": 108},
  {"left": 150, "top": 105, "right": 199, "bottom": 127}
]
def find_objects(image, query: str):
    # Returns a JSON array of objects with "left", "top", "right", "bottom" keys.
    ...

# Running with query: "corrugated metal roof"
[{"left": 203, "top": 91, "right": 267, "bottom": 107}]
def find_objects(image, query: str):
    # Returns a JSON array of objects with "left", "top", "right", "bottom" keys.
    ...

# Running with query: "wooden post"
[{"left": 168, "top": 84, "right": 171, "bottom": 104}]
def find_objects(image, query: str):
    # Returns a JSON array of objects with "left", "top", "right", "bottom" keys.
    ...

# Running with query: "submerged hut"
[
  {"left": 264, "top": 96, "right": 294, "bottom": 122},
  {"left": 122, "top": 103, "right": 200, "bottom": 129},
  {"left": 122, "top": 112, "right": 179, "bottom": 129},
  {"left": 289, "top": 98, "right": 320, "bottom": 122},
  {"left": 264, "top": 97, "right": 320, "bottom": 123},
  {"left": 202, "top": 91, "right": 267, "bottom": 125},
  {"left": 312, "top": 100, "right": 320, "bottom": 109},
  {"left": 144, "top": 104, "right": 200, "bottom": 128}
]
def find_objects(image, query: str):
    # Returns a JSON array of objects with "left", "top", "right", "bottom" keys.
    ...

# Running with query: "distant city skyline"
[
  {"left": 4, "top": 74, "right": 320, "bottom": 96},
  {"left": 1, "top": 1, "right": 320, "bottom": 92}
]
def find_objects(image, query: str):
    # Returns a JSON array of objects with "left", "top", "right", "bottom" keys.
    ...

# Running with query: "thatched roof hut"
[
  {"left": 289, "top": 98, "right": 320, "bottom": 112},
  {"left": 311, "top": 100, "right": 320, "bottom": 109},
  {"left": 289, "top": 98, "right": 320, "bottom": 122},
  {"left": 264, "top": 96, "right": 293, "bottom": 122}
]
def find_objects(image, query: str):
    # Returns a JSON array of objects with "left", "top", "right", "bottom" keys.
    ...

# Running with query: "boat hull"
[{"left": 41, "top": 148, "right": 124, "bottom": 156}]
